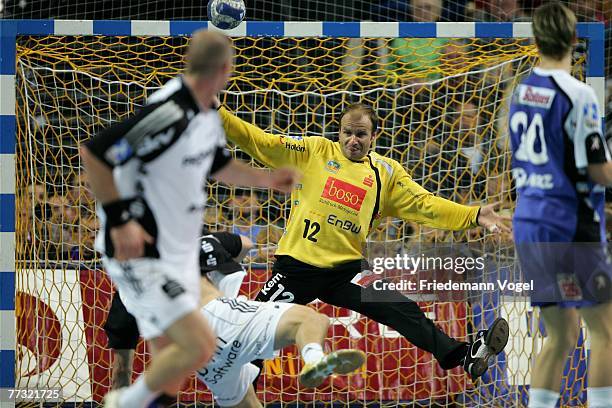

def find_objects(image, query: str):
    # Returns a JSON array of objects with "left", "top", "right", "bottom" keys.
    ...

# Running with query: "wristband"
[{"left": 103, "top": 198, "right": 144, "bottom": 228}]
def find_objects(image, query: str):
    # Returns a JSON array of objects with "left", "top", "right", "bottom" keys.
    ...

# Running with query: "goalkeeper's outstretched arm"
[
  {"left": 384, "top": 160, "right": 510, "bottom": 233},
  {"left": 218, "top": 106, "right": 315, "bottom": 170}
]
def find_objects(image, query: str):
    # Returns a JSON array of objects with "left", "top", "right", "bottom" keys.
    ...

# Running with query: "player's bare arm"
[
  {"left": 212, "top": 158, "right": 300, "bottom": 193},
  {"left": 235, "top": 235, "right": 253, "bottom": 261},
  {"left": 587, "top": 162, "right": 612, "bottom": 186}
]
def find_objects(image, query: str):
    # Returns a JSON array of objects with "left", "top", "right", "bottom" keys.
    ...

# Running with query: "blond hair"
[
  {"left": 532, "top": 2, "right": 577, "bottom": 61},
  {"left": 185, "top": 30, "right": 233, "bottom": 76}
]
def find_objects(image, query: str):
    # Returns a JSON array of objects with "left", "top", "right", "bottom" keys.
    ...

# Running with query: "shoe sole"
[
  {"left": 300, "top": 349, "right": 366, "bottom": 388},
  {"left": 471, "top": 317, "right": 509, "bottom": 379},
  {"left": 327, "top": 349, "right": 366, "bottom": 375},
  {"left": 485, "top": 317, "right": 509, "bottom": 355}
]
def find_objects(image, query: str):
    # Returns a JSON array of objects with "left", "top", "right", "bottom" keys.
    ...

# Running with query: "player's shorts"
[
  {"left": 514, "top": 221, "right": 612, "bottom": 308},
  {"left": 196, "top": 298, "right": 295, "bottom": 406},
  {"left": 103, "top": 256, "right": 200, "bottom": 340}
]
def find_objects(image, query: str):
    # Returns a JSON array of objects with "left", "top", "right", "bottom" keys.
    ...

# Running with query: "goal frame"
[{"left": 0, "top": 20, "right": 604, "bottom": 408}]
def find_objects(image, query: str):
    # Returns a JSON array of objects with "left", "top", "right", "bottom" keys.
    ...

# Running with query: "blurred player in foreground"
[
  {"left": 82, "top": 30, "right": 298, "bottom": 408},
  {"left": 105, "top": 231, "right": 365, "bottom": 407},
  {"left": 215, "top": 93, "right": 511, "bottom": 381},
  {"left": 509, "top": 3, "right": 612, "bottom": 407},
  {"left": 104, "top": 231, "right": 254, "bottom": 389}
]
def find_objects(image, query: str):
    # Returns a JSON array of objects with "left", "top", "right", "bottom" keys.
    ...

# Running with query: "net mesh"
[
  {"left": 14, "top": 34, "right": 590, "bottom": 407},
  {"left": 2, "top": 0, "right": 609, "bottom": 82}
]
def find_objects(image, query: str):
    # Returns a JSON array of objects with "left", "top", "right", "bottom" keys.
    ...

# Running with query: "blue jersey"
[{"left": 509, "top": 68, "right": 609, "bottom": 242}]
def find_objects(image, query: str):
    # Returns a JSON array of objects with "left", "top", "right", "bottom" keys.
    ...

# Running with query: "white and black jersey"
[{"left": 88, "top": 76, "right": 231, "bottom": 265}]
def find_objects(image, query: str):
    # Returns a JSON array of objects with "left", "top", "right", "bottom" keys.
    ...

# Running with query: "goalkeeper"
[{"left": 216, "top": 101, "right": 511, "bottom": 379}]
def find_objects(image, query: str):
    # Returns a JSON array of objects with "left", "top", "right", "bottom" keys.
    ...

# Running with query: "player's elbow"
[
  {"left": 80, "top": 145, "right": 92, "bottom": 165},
  {"left": 588, "top": 162, "right": 612, "bottom": 186},
  {"left": 80, "top": 144, "right": 105, "bottom": 171},
  {"left": 240, "top": 235, "right": 254, "bottom": 253}
]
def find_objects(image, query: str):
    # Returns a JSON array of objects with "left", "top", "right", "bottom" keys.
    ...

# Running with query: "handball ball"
[{"left": 208, "top": 0, "right": 246, "bottom": 30}]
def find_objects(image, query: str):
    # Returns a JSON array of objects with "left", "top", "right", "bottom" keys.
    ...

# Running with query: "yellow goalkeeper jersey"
[{"left": 219, "top": 107, "right": 480, "bottom": 268}]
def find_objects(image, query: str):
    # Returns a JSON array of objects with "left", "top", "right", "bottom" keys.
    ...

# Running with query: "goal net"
[{"left": 12, "top": 25, "right": 592, "bottom": 407}]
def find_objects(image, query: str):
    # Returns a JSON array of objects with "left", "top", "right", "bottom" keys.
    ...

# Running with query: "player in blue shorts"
[{"left": 509, "top": 3, "right": 612, "bottom": 408}]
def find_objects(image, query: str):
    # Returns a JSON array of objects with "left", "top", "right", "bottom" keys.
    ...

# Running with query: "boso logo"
[{"left": 321, "top": 177, "right": 367, "bottom": 211}]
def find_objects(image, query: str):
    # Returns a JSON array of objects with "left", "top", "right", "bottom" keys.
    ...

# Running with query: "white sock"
[
  {"left": 301, "top": 343, "right": 325, "bottom": 365},
  {"left": 118, "top": 375, "right": 159, "bottom": 408},
  {"left": 588, "top": 386, "right": 612, "bottom": 408},
  {"left": 528, "top": 388, "right": 559, "bottom": 408}
]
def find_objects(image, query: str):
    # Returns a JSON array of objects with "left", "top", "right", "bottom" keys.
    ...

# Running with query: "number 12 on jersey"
[{"left": 303, "top": 218, "right": 320, "bottom": 242}]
